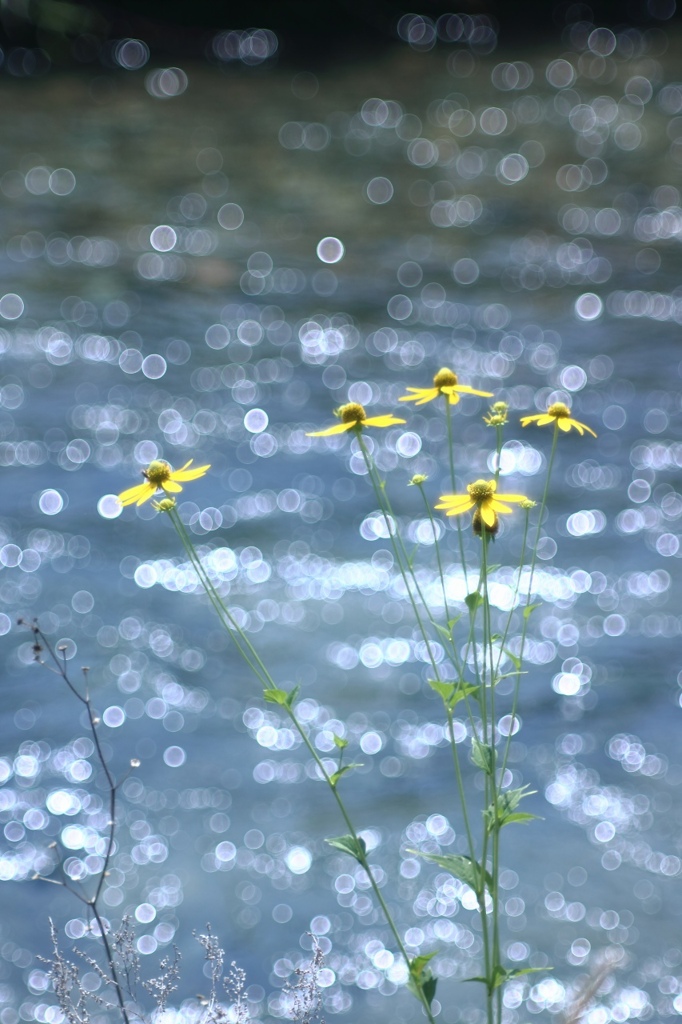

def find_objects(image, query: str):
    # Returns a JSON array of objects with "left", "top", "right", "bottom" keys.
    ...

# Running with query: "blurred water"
[{"left": 1, "top": 25, "right": 682, "bottom": 1024}]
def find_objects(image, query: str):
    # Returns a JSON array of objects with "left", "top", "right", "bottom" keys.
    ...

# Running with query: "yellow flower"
[
  {"left": 435, "top": 479, "right": 529, "bottom": 528},
  {"left": 307, "top": 402, "right": 406, "bottom": 437},
  {"left": 118, "top": 459, "right": 211, "bottom": 507},
  {"left": 399, "top": 367, "right": 493, "bottom": 407},
  {"left": 520, "top": 401, "right": 596, "bottom": 437}
]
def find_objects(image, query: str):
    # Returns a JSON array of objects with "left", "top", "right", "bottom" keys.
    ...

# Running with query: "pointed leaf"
[
  {"left": 490, "top": 965, "right": 549, "bottom": 988},
  {"left": 429, "top": 678, "right": 479, "bottom": 709},
  {"left": 407, "top": 952, "right": 438, "bottom": 1008},
  {"left": 499, "top": 785, "right": 537, "bottom": 813},
  {"left": 447, "top": 615, "right": 462, "bottom": 630},
  {"left": 326, "top": 834, "right": 366, "bottom": 862},
  {"left": 264, "top": 685, "right": 300, "bottom": 708},
  {"left": 422, "top": 974, "right": 438, "bottom": 1007},
  {"left": 408, "top": 849, "right": 492, "bottom": 892},
  {"left": 484, "top": 786, "right": 538, "bottom": 832},
  {"left": 500, "top": 812, "right": 539, "bottom": 827},
  {"left": 409, "top": 951, "right": 438, "bottom": 976},
  {"left": 452, "top": 682, "right": 480, "bottom": 708},
  {"left": 263, "top": 687, "right": 289, "bottom": 705},
  {"left": 502, "top": 648, "right": 522, "bottom": 672},
  {"left": 332, "top": 734, "right": 348, "bottom": 750},
  {"left": 284, "top": 685, "right": 300, "bottom": 709},
  {"left": 471, "top": 738, "right": 494, "bottom": 775},
  {"left": 523, "top": 602, "right": 542, "bottom": 620},
  {"left": 329, "top": 763, "right": 363, "bottom": 787},
  {"left": 428, "top": 678, "right": 456, "bottom": 702},
  {"left": 506, "top": 967, "right": 550, "bottom": 979},
  {"left": 434, "top": 623, "right": 454, "bottom": 644}
]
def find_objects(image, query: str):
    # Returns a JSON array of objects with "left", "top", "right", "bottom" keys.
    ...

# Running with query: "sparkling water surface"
[{"left": 1, "top": 23, "right": 682, "bottom": 1024}]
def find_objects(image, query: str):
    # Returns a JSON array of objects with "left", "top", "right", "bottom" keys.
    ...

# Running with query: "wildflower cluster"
[{"left": 109, "top": 366, "right": 597, "bottom": 1024}]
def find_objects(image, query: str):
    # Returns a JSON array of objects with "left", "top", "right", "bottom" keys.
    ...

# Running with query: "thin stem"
[
  {"left": 159, "top": 511, "right": 437, "bottom": 1024},
  {"left": 416, "top": 482, "right": 451, "bottom": 625},
  {"left": 527, "top": 425, "right": 559, "bottom": 598},
  {"left": 25, "top": 623, "right": 131, "bottom": 1024},
  {"left": 356, "top": 433, "right": 443, "bottom": 682},
  {"left": 446, "top": 400, "right": 469, "bottom": 592}
]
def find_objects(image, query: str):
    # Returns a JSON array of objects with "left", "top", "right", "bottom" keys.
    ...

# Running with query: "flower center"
[
  {"left": 433, "top": 368, "right": 458, "bottom": 389},
  {"left": 467, "top": 479, "right": 494, "bottom": 502},
  {"left": 338, "top": 402, "right": 366, "bottom": 424},
  {"left": 144, "top": 460, "right": 172, "bottom": 486},
  {"left": 548, "top": 402, "right": 570, "bottom": 418}
]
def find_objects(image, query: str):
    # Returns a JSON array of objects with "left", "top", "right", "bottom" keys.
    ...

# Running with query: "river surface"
[{"left": 1, "top": 21, "right": 682, "bottom": 1024}]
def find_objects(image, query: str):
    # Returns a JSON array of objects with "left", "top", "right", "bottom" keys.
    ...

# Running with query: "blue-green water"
[{"left": 2, "top": 24, "right": 682, "bottom": 1024}]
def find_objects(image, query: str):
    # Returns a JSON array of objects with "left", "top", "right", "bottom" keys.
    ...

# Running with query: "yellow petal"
[
  {"left": 435, "top": 498, "right": 475, "bottom": 516},
  {"left": 494, "top": 493, "right": 528, "bottom": 503},
  {"left": 480, "top": 503, "right": 497, "bottom": 527},
  {"left": 489, "top": 500, "right": 514, "bottom": 516},
  {"left": 435, "top": 493, "right": 471, "bottom": 507},
  {"left": 558, "top": 418, "right": 572, "bottom": 432},
  {"left": 118, "top": 482, "right": 156, "bottom": 507},
  {"left": 570, "top": 418, "right": 597, "bottom": 437},
  {"left": 172, "top": 463, "right": 211, "bottom": 481},
  {"left": 363, "top": 415, "right": 407, "bottom": 427},
  {"left": 445, "top": 384, "right": 494, "bottom": 397},
  {"left": 161, "top": 480, "right": 183, "bottom": 493},
  {"left": 306, "top": 421, "right": 356, "bottom": 437}
]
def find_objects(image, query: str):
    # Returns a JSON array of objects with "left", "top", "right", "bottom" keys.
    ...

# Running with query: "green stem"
[
  {"left": 446, "top": 400, "right": 469, "bottom": 592},
  {"left": 163, "top": 505, "right": 437, "bottom": 1024},
  {"left": 356, "top": 433, "right": 443, "bottom": 682}
]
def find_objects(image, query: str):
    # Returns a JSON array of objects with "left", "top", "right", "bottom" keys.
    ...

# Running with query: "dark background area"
[{"left": 0, "top": 0, "right": 679, "bottom": 68}]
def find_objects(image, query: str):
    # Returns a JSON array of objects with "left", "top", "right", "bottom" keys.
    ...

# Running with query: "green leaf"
[
  {"left": 471, "top": 738, "right": 494, "bottom": 775},
  {"left": 329, "top": 763, "right": 363, "bottom": 787},
  {"left": 501, "top": 812, "right": 539, "bottom": 827},
  {"left": 502, "top": 648, "right": 522, "bottom": 672},
  {"left": 284, "top": 685, "right": 300, "bottom": 708},
  {"left": 465, "top": 592, "right": 483, "bottom": 614},
  {"left": 483, "top": 786, "right": 538, "bottom": 832},
  {"left": 447, "top": 615, "right": 462, "bottom": 630},
  {"left": 506, "top": 966, "right": 551, "bottom": 979},
  {"left": 486, "top": 563, "right": 501, "bottom": 574},
  {"left": 429, "top": 679, "right": 479, "bottom": 709},
  {"left": 263, "top": 685, "right": 299, "bottom": 708},
  {"left": 263, "top": 687, "right": 288, "bottom": 705},
  {"left": 408, "top": 850, "right": 492, "bottom": 892},
  {"left": 523, "top": 602, "right": 542, "bottom": 620},
  {"left": 452, "top": 682, "right": 480, "bottom": 707},
  {"left": 332, "top": 734, "right": 348, "bottom": 749},
  {"left": 428, "top": 678, "right": 456, "bottom": 701},
  {"left": 421, "top": 974, "right": 438, "bottom": 1007},
  {"left": 434, "top": 623, "right": 454, "bottom": 644},
  {"left": 499, "top": 785, "right": 536, "bottom": 813},
  {"left": 407, "top": 952, "right": 438, "bottom": 1008},
  {"left": 410, "top": 951, "right": 437, "bottom": 976},
  {"left": 326, "top": 834, "right": 366, "bottom": 862},
  {"left": 490, "top": 965, "right": 550, "bottom": 989}
]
